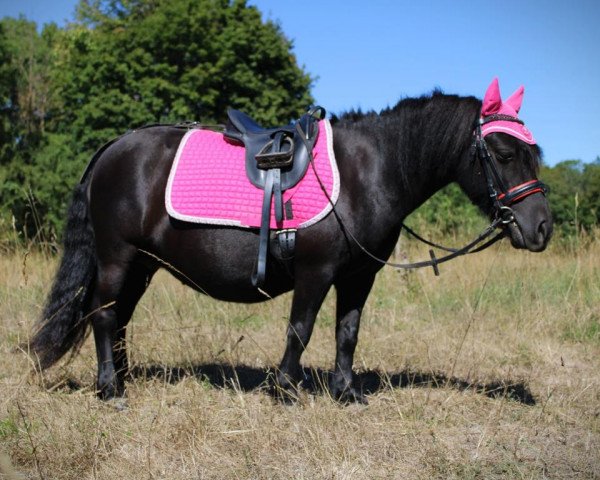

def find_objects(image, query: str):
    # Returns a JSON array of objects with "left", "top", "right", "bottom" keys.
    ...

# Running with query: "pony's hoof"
[
  {"left": 268, "top": 371, "right": 301, "bottom": 404},
  {"left": 330, "top": 383, "right": 368, "bottom": 405},
  {"left": 97, "top": 381, "right": 125, "bottom": 402}
]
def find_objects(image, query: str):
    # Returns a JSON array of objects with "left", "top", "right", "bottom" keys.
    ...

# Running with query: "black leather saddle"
[{"left": 223, "top": 106, "right": 326, "bottom": 287}]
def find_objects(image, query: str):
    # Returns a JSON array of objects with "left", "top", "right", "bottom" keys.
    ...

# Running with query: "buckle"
[{"left": 499, "top": 206, "right": 515, "bottom": 224}]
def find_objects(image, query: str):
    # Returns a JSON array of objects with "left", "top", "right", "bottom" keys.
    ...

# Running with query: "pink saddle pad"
[{"left": 166, "top": 120, "right": 339, "bottom": 229}]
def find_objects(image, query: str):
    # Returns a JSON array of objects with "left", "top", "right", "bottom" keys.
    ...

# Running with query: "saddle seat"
[
  {"left": 226, "top": 109, "right": 295, "bottom": 136},
  {"left": 224, "top": 106, "right": 324, "bottom": 190},
  {"left": 223, "top": 106, "right": 326, "bottom": 288}
]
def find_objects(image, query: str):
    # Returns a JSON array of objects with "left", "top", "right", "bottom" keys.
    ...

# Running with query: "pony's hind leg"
[
  {"left": 112, "top": 261, "right": 156, "bottom": 393},
  {"left": 90, "top": 255, "right": 155, "bottom": 400}
]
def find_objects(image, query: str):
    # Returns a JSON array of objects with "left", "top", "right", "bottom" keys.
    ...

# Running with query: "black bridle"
[
  {"left": 390, "top": 113, "right": 548, "bottom": 274},
  {"left": 473, "top": 114, "right": 548, "bottom": 225},
  {"left": 299, "top": 110, "right": 548, "bottom": 276}
]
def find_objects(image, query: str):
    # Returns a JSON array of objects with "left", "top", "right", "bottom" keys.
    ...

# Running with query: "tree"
[
  {"left": 0, "top": 18, "right": 64, "bottom": 241},
  {"left": 540, "top": 160, "right": 584, "bottom": 235},
  {"left": 406, "top": 183, "right": 484, "bottom": 239},
  {"left": 54, "top": 0, "right": 314, "bottom": 151},
  {"left": 581, "top": 158, "right": 600, "bottom": 226},
  {"left": 0, "top": 23, "right": 12, "bottom": 164},
  {"left": 0, "top": 0, "right": 314, "bottom": 242}
]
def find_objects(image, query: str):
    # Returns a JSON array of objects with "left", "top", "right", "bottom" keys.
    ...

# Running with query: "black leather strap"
[
  {"left": 273, "top": 169, "right": 283, "bottom": 223},
  {"left": 276, "top": 229, "right": 296, "bottom": 260},
  {"left": 252, "top": 169, "right": 276, "bottom": 287},
  {"left": 498, "top": 180, "right": 547, "bottom": 206}
]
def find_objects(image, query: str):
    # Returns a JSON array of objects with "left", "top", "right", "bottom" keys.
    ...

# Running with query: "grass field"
[{"left": 0, "top": 236, "right": 599, "bottom": 479}]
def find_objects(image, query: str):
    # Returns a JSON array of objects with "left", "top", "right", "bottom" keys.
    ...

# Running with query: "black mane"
[
  {"left": 332, "top": 89, "right": 479, "bottom": 124},
  {"left": 332, "top": 91, "right": 482, "bottom": 192},
  {"left": 331, "top": 90, "right": 540, "bottom": 175}
]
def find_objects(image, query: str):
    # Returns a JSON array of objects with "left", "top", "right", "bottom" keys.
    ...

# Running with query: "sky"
[{"left": 1, "top": 0, "right": 599, "bottom": 167}]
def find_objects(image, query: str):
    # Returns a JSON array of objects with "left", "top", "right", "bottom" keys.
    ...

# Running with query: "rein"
[
  {"left": 83, "top": 112, "right": 546, "bottom": 278},
  {"left": 298, "top": 112, "right": 547, "bottom": 276}
]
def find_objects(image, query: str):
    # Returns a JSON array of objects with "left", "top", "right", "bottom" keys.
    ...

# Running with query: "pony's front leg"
[
  {"left": 330, "top": 274, "right": 376, "bottom": 404},
  {"left": 275, "top": 270, "right": 332, "bottom": 400}
]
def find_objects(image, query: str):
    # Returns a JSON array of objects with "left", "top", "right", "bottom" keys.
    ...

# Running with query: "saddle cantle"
[{"left": 223, "top": 106, "right": 326, "bottom": 288}]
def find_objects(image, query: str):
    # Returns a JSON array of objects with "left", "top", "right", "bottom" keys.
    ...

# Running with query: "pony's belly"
[
  {"left": 174, "top": 268, "right": 294, "bottom": 303},
  {"left": 151, "top": 226, "right": 294, "bottom": 302}
]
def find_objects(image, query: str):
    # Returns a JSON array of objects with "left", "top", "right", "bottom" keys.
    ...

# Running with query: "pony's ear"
[
  {"left": 482, "top": 77, "right": 502, "bottom": 116},
  {"left": 505, "top": 85, "right": 524, "bottom": 114}
]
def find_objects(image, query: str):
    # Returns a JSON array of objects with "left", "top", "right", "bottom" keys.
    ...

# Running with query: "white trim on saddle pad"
[
  {"left": 297, "top": 119, "right": 339, "bottom": 228},
  {"left": 165, "top": 119, "right": 340, "bottom": 229}
]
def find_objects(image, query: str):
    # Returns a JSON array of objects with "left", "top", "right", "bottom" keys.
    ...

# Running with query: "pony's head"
[{"left": 458, "top": 78, "right": 553, "bottom": 251}]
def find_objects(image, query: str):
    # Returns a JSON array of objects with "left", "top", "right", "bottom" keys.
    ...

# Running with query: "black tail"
[{"left": 29, "top": 181, "right": 97, "bottom": 369}]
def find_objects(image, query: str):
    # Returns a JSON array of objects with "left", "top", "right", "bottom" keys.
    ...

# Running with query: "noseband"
[{"left": 473, "top": 114, "right": 547, "bottom": 224}]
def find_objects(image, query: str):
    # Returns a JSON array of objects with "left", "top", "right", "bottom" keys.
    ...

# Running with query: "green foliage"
[
  {"left": 0, "top": 18, "right": 64, "bottom": 242},
  {"left": 0, "top": 0, "right": 313, "bottom": 242},
  {"left": 540, "top": 159, "right": 600, "bottom": 237},
  {"left": 581, "top": 159, "right": 600, "bottom": 225},
  {"left": 54, "top": 0, "right": 313, "bottom": 149},
  {"left": 405, "top": 183, "right": 486, "bottom": 239}
]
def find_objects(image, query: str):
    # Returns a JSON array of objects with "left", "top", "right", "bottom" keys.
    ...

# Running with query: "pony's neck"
[{"left": 376, "top": 93, "right": 481, "bottom": 217}]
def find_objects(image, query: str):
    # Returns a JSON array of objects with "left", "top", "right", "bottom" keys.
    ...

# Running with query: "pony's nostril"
[{"left": 537, "top": 221, "right": 547, "bottom": 242}]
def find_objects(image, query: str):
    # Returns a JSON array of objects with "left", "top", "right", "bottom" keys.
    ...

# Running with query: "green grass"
[
  {"left": 563, "top": 313, "right": 600, "bottom": 344},
  {"left": 0, "top": 417, "right": 18, "bottom": 440}
]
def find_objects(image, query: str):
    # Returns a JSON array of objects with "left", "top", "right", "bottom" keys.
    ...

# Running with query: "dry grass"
[{"left": 1, "top": 238, "right": 599, "bottom": 479}]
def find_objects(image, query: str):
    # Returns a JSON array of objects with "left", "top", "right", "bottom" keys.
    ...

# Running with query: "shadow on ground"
[{"left": 123, "top": 363, "right": 536, "bottom": 405}]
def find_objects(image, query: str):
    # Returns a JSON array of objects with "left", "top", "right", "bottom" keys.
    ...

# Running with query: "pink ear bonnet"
[{"left": 480, "top": 78, "right": 536, "bottom": 145}]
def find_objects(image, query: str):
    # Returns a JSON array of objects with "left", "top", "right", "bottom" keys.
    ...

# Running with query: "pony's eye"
[{"left": 496, "top": 153, "right": 513, "bottom": 163}]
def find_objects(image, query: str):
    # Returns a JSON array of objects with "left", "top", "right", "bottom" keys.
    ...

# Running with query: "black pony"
[{"left": 29, "top": 80, "right": 552, "bottom": 403}]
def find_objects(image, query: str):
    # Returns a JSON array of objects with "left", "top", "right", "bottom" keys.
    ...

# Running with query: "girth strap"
[{"left": 270, "top": 229, "right": 297, "bottom": 279}]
